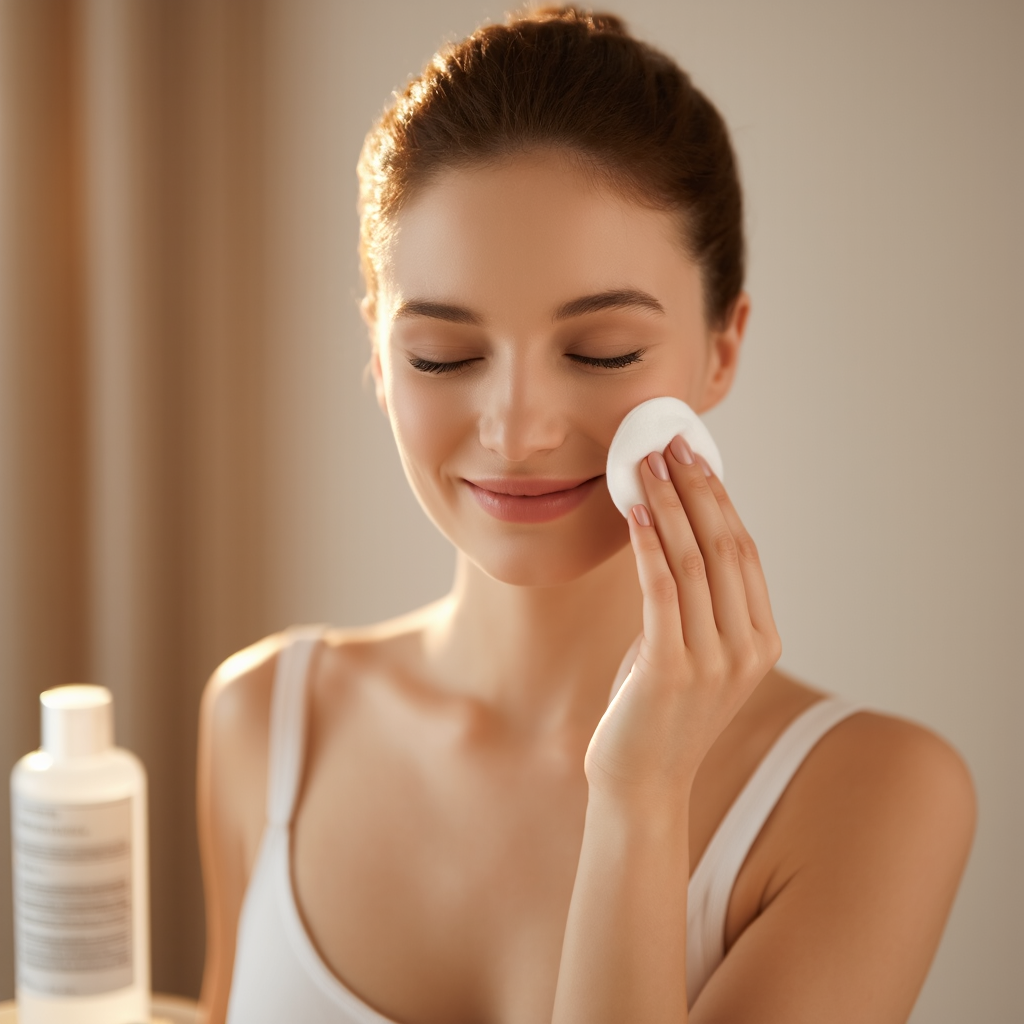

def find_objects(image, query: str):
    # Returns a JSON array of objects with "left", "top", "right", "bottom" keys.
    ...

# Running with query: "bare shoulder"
[
  {"left": 201, "top": 633, "right": 286, "bottom": 742},
  {"left": 198, "top": 633, "right": 293, "bottom": 872},
  {"left": 698, "top": 698, "right": 977, "bottom": 1022},
  {"left": 196, "top": 631, "right": 293, "bottom": 1022},
  {"left": 199, "top": 606, "right": 446, "bottom": 828},
  {"left": 752, "top": 670, "right": 977, "bottom": 859},
  {"left": 761, "top": 701, "right": 978, "bottom": 889},
  {"left": 799, "top": 706, "right": 976, "bottom": 844},
  {"left": 200, "top": 632, "right": 296, "bottom": 773},
  {"left": 200, "top": 605, "right": 444, "bottom": 763}
]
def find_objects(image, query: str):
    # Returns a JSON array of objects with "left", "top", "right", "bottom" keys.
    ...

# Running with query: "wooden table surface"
[{"left": 0, "top": 993, "right": 199, "bottom": 1023}]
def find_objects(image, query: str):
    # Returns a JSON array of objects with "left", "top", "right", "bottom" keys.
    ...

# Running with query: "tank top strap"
[
  {"left": 686, "top": 696, "right": 866, "bottom": 1003},
  {"left": 266, "top": 626, "right": 329, "bottom": 827}
]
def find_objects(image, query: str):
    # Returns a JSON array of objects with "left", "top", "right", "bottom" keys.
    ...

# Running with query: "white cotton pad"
[{"left": 605, "top": 396, "right": 724, "bottom": 518}]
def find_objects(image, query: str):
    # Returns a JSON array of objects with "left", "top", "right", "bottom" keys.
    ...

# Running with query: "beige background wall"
[{"left": 1, "top": 1, "right": 1020, "bottom": 1020}]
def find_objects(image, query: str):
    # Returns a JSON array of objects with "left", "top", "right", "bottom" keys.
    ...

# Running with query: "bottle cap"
[{"left": 40, "top": 685, "right": 114, "bottom": 758}]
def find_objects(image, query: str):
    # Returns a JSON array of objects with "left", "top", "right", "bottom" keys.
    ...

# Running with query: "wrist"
[
  {"left": 584, "top": 775, "right": 692, "bottom": 839},
  {"left": 585, "top": 753, "right": 695, "bottom": 808}
]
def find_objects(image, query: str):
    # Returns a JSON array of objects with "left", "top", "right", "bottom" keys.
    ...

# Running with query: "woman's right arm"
[{"left": 196, "top": 637, "right": 283, "bottom": 1024}]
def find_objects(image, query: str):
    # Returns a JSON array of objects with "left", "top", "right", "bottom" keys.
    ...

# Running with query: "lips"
[{"left": 464, "top": 475, "right": 604, "bottom": 523}]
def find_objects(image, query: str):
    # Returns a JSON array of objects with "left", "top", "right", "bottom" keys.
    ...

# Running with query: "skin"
[{"left": 197, "top": 148, "right": 976, "bottom": 1023}]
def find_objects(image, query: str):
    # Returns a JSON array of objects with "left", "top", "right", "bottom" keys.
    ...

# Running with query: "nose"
[{"left": 477, "top": 352, "right": 567, "bottom": 462}]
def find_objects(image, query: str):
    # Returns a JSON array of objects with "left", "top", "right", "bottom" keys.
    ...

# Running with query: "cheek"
[{"left": 386, "top": 372, "right": 469, "bottom": 479}]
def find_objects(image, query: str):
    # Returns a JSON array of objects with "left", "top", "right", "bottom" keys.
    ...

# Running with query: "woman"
[{"left": 197, "top": 8, "right": 975, "bottom": 1022}]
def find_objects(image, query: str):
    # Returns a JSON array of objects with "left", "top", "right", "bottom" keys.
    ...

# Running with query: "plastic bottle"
[{"left": 10, "top": 685, "right": 151, "bottom": 1024}]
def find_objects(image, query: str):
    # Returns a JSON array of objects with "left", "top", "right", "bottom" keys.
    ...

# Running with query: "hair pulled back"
[{"left": 358, "top": 5, "right": 744, "bottom": 328}]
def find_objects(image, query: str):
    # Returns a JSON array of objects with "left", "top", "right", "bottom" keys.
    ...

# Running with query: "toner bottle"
[{"left": 10, "top": 685, "right": 150, "bottom": 1024}]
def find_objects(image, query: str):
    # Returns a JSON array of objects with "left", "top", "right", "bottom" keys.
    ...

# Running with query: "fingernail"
[
  {"left": 648, "top": 450, "right": 670, "bottom": 481},
  {"left": 632, "top": 503, "right": 651, "bottom": 527},
  {"left": 669, "top": 434, "right": 694, "bottom": 465},
  {"left": 696, "top": 454, "right": 712, "bottom": 477}
]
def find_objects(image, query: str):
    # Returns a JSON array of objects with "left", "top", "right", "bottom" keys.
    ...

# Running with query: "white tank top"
[{"left": 226, "top": 628, "right": 864, "bottom": 1022}]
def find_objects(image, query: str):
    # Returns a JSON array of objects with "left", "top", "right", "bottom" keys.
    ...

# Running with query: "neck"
[{"left": 426, "top": 544, "right": 644, "bottom": 735}]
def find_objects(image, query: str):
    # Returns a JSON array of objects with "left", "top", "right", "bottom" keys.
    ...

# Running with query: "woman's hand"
[{"left": 585, "top": 433, "right": 783, "bottom": 799}]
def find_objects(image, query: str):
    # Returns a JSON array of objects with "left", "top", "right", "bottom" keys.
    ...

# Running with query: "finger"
[
  {"left": 662, "top": 437, "right": 752, "bottom": 643},
  {"left": 638, "top": 453, "right": 719, "bottom": 654},
  {"left": 692, "top": 452, "right": 779, "bottom": 641},
  {"left": 627, "top": 504, "right": 686, "bottom": 666}
]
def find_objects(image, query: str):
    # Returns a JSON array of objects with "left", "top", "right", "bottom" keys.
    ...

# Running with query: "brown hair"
[{"left": 358, "top": 5, "right": 744, "bottom": 328}]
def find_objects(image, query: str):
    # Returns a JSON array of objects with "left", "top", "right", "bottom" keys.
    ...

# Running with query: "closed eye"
[
  {"left": 568, "top": 350, "right": 645, "bottom": 369},
  {"left": 408, "top": 356, "right": 478, "bottom": 374},
  {"left": 409, "top": 349, "right": 645, "bottom": 374}
]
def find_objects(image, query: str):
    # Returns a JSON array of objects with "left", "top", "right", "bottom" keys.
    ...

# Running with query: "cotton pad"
[{"left": 606, "top": 396, "right": 724, "bottom": 518}]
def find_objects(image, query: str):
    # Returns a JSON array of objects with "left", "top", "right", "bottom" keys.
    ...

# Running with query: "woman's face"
[{"left": 370, "top": 149, "right": 745, "bottom": 586}]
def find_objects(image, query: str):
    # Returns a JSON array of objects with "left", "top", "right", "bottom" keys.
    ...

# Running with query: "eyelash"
[
  {"left": 570, "top": 350, "right": 645, "bottom": 370},
  {"left": 408, "top": 350, "right": 645, "bottom": 375}
]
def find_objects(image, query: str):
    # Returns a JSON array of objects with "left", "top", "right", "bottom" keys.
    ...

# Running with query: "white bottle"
[{"left": 10, "top": 685, "right": 151, "bottom": 1024}]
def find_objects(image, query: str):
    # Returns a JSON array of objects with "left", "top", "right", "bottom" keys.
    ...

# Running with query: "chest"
[
  {"left": 290, "top": 711, "right": 590, "bottom": 1023},
  {"left": 277, "top": 707, "right": 779, "bottom": 1024}
]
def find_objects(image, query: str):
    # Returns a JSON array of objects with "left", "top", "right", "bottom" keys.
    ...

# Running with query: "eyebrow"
[
  {"left": 391, "top": 288, "right": 665, "bottom": 326},
  {"left": 391, "top": 299, "right": 484, "bottom": 325},
  {"left": 553, "top": 289, "right": 666, "bottom": 320}
]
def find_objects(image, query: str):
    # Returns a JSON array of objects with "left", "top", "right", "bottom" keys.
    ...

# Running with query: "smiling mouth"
[
  {"left": 463, "top": 475, "right": 605, "bottom": 523},
  {"left": 467, "top": 476, "right": 601, "bottom": 496}
]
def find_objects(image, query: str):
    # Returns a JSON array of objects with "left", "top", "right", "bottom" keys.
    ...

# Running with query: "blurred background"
[{"left": 0, "top": 0, "right": 1020, "bottom": 1019}]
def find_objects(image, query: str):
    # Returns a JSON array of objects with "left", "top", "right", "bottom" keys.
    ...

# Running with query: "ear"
[
  {"left": 359, "top": 294, "right": 376, "bottom": 332},
  {"left": 369, "top": 348, "right": 388, "bottom": 417},
  {"left": 694, "top": 291, "right": 750, "bottom": 414},
  {"left": 361, "top": 295, "right": 389, "bottom": 417}
]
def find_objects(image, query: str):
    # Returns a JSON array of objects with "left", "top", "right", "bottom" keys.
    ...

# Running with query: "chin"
[{"left": 460, "top": 515, "right": 630, "bottom": 588}]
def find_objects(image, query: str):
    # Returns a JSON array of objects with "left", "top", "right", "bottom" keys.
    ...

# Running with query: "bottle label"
[{"left": 12, "top": 794, "right": 134, "bottom": 996}]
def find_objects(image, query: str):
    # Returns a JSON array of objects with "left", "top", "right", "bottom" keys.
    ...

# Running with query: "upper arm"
[
  {"left": 196, "top": 635, "right": 283, "bottom": 1024},
  {"left": 690, "top": 713, "right": 977, "bottom": 1024}
]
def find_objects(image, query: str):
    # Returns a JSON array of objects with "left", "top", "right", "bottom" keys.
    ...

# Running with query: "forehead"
[{"left": 379, "top": 150, "right": 701, "bottom": 323}]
